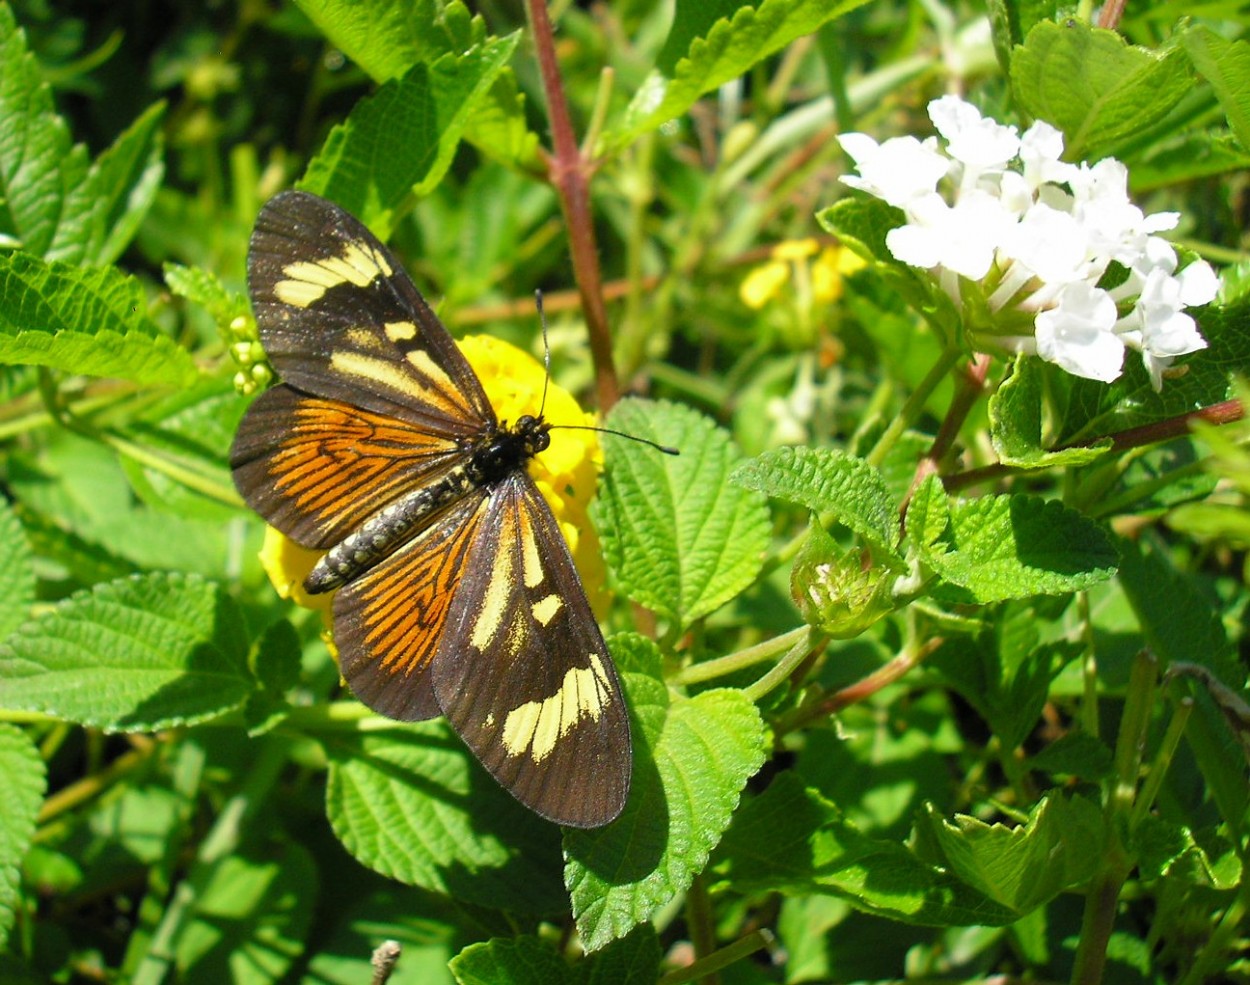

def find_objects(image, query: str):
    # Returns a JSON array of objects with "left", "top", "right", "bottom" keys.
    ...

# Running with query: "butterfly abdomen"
[
  {"left": 304, "top": 416, "right": 551, "bottom": 595},
  {"left": 305, "top": 464, "right": 478, "bottom": 594}
]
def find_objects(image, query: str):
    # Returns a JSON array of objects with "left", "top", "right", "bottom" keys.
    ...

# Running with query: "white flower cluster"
[{"left": 839, "top": 96, "right": 1219, "bottom": 389}]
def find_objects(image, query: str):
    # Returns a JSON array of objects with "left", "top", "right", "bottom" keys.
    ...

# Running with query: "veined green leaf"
[
  {"left": 0, "top": 4, "right": 84, "bottom": 258},
  {"left": 0, "top": 500, "right": 33, "bottom": 641},
  {"left": 450, "top": 926, "right": 660, "bottom": 985},
  {"left": 925, "top": 794, "right": 1105, "bottom": 913},
  {"left": 0, "top": 724, "right": 45, "bottom": 951},
  {"left": 606, "top": 0, "right": 869, "bottom": 150},
  {"left": 596, "top": 399, "right": 770, "bottom": 629},
  {"left": 1182, "top": 26, "right": 1250, "bottom": 157},
  {"left": 50, "top": 101, "right": 166, "bottom": 267},
  {"left": 732, "top": 445, "right": 901, "bottom": 562},
  {"left": 174, "top": 840, "right": 317, "bottom": 983},
  {"left": 300, "top": 33, "right": 520, "bottom": 235},
  {"left": 0, "top": 253, "right": 197, "bottom": 387},
  {"left": 323, "top": 722, "right": 567, "bottom": 913},
  {"left": 0, "top": 572, "right": 253, "bottom": 730},
  {"left": 291, "top": 0, "right": 482, "bottom": 84},
  {"left": 712, "top": 772, "right": 1019, "bottom": 926},
  {"left": 913, "top": 492, "right": 1118, "bottom": 603},
  {"left": 1011, "top": 21, "right": 1192, "bottom": 161},
  {"left": 565, "top": 635, "right": 768, "bottom": 952},
  {"left": 990, "top": 356, "right": 1111, "bottom": 469}
]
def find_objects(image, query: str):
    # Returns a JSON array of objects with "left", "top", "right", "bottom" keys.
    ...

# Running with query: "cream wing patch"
[
  {"left": 273, "top": 243, "right": 394, "bottom": 307},
  {"left": 500, "top": 653, "right": 613, "bottom": 763}
]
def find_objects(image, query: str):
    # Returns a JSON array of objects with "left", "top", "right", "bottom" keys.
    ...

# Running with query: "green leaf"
[
  {"left": 450, "top": 926, "right": 660, "bottom": 985},
  {"left": 299, "top": 33, "right": 520, "bottom": 235},
  {"left": 0, "top": 572, "right": 254, "bottom": 730},
  {"left": 915, "top": 493, "right": 1118, "bottom": 603},
  {"left": 985, "top": 0, "right": 1058, "bottom": 68},
  {"left": 0, "top": 499, "right": 34, "bottom": 641},
  {"left": 0, "top": 253, "right": 198, "bottom": 387},
  {"left": 732, "top": 446, "right": 901, "bottom": 561},
  {"left": 904, "top": 474, "right": 950, "bottom": 553},
  {"left": 0, "top": 3, "right": 84, "bottom": 257},
  {"left": 451, "top": 936, "right": 574, "bottom": 985},
  {"left": 164, "top": 263, "right": 251, "bottom": 326},
  {"left": 303, "top": 885, "right": 469, "bottom": 985},
  {"left": 928, "top": 606, "right": 1077, "bottom": 751},
  {"left": 596, "top": 400, "right": 770, "bottom": 629},
  {"left": 926, "top": 794, "right": 1104, "bottom": 913},
  {"left": 52, "top": 101, "right": 166, "bottom": 266},
  {"left": 1026, "top": 732, "right": 1114, "bottom": 781},
  {"left": 1183, "top": 27, "right": 1250, "bottom": 154},
  {"left": 712, "top": 772, "right": 1019, "bottom": 926},
  {"left": 989, "top": 356, "right": 1111, "bottom": 469},
  {"left": 564, "top": 635, "right": 768, "bottom": 952},
  {"left": 117, "top": 378, "right": 246, "bottom": 520},
  {"left": 608, "top": 0, "right": 869, "bottom": 149},
  {"left": 462, "top": 69, "right": 541, "bottom": 172},
  {"left": 1011, "top": 21, "right": 1193, "bottom": 160},
  {"left": 174, "top": 840, "right": 317, "bottom": 983},
  {"left": 815, "top": 196, "right": 901, "bottom": 266},
  {"left": 291, "top": 0, "right": 482, "bottom": 84},
  {"left": 323, "top": 724, "right": 567, "bottom": 912},
  {"left": 0, "top": 724, "right": 45, "bottom": 951}
]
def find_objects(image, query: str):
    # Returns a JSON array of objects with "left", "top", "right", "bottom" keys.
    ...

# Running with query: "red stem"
[{"left": 526, "top": 0, "right": 620, "bottom": 410}]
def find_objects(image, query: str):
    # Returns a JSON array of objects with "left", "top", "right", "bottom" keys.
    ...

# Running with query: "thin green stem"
[
  {"left": 132, "top": 737, "right": 289, "bottom": 985},
  {"left": 673, "top": 626, "right": 810, "bottom": 687},
  {"left": 743, "top": 627, "right": 817, "bottom": 703},
  {"left": 866, "top": 344, "right": 963, "bottom": 468},
  {"left": 1130, "top": 696, "right": 1192, "bottom": 829},
  {"left": 683, "top": 873, "right": 720, "bottom": 985},
  {"left": 658, "top": 931, "right": 773, "bottom": 985}
]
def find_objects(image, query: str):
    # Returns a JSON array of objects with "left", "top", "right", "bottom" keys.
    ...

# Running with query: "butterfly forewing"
[
  {"left": 247, "top": 191, "right": 495, "bottom": 432},
  {"left": 231, "top": 190, "right": 632, "bottom": 827},
  {"left": 231, "top": 385, "right": 465, "bottom": 549},
  {"left": 432, "top": 475, "right": 631, "bottom": 828}
]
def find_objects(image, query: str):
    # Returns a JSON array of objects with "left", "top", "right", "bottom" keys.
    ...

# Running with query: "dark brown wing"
[
  {"left": 247, "top": 190, "right": 494, "bottom": 434},
  {"left": 332, "top": 490, "right": 494, "bottom": 722},
  {"left": 431, "top": 474, "right": 632, "bottom": 828}
]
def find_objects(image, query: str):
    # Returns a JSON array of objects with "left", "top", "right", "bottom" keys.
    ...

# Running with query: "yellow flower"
[
  {"left": 740, "top": 239, "right": 863, "bottom": 310},
  {"left": 257, "top": 333, "right": 610, "bottom": 626}
]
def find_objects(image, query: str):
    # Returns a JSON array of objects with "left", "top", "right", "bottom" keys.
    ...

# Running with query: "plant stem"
[
  {"left": 526, "top": 0, "right": 619, "bottom": 410},
  {"left": 866, "top": 343, "right": 962, "bottom": 469},
  {"left": 673, "top": 626, "right": 811, "bottom": 686},
  {"left": 659, "top": 930, "right": 773, "bottom": 985},
  {"left": 683, "top": 873, "right": 720, "bottom": 985},
  {"left": 131, "top": 737, "right": 288, "bottom": 985}
]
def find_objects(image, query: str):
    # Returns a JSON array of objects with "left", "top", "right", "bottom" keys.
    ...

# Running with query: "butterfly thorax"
[{"left": 304, "top": 414, "right": 552, "bottom": 595}]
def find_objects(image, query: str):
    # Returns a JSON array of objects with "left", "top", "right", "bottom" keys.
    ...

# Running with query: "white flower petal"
[{"left": 1034, "top": 283, "right": 1123, "bottom": 382}]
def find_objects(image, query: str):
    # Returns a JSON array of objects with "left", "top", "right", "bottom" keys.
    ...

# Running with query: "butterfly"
[{"left": 229, "top": 191, "right": 632, "bottom": 827}]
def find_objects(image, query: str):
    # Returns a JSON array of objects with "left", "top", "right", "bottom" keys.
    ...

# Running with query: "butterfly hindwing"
[
  {"left": 432, "top": 473, "right": 632, "bottom": 828},
  {"left": 247, "top": 190, "right": 495, "bottom": 434},
  {"left": 332, "top": 490, "right": 493, "bottom": 722}
]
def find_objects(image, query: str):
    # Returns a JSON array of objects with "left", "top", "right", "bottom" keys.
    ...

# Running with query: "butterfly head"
[{"left": 513, "top": 413, "right": 552, "bottom": 456}]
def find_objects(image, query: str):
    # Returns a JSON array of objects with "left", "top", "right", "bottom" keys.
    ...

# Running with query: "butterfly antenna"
[
  {"left": 535, "top": 290, "right": 551, "bottom": 420},
  {"left": 553, "top": 424, "right": 680, "bottom": 456},
  {"left": 532, "top": 291, "right": 678, "bottom": 457}
]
